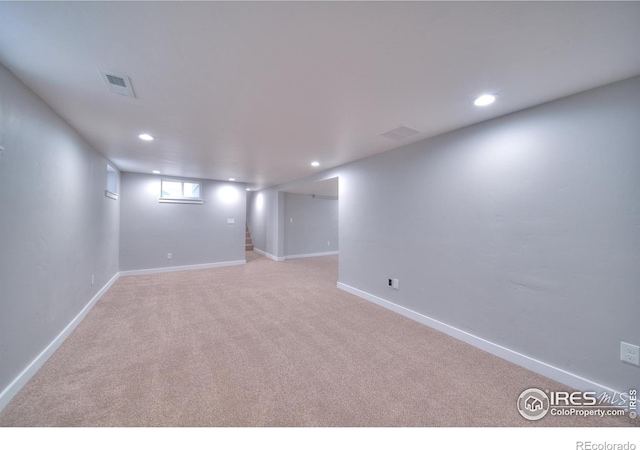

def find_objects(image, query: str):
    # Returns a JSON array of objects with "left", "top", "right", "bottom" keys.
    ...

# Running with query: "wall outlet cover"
[{"left": 620, "top": 342, "right": 640, "bottom": 366}]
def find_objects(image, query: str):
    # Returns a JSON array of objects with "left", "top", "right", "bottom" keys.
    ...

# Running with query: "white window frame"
[
  {"left": 159, "top": 178, "right": 204, "bottom": 204},
  {"left": 105, "top": 163, "right": 119, "bottom": 200}
]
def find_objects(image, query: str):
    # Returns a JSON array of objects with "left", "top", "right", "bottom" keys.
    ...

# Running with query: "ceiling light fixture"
[
  {"left": 229, "top": 178, "right": 236, "bottom": 181},
  {"left": 246, "top": 188, "right": 251, "bottom": 191},
  {"left": 152, "top": 170, "right": 161, "bottom": 174},
  {"left": 474, "top": 94, "right": 496, "bottom": 107},
  {"left": 139, "top": 133, "right": 154, "bottom": 141},
  {"left": 311, "top": 161, "right": 320, "bottom": 167}
]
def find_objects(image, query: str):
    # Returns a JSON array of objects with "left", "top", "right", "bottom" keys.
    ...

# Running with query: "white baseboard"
[
  {"left": 284, "top": 251, "right": 339, "bottom": 260},
  {"left": 0, "top": 272, "right": 120, "bottom": 412},
  {"left": 253, "top": 248, "right": 284, "bottom": 262},
  {"left": 337, "top": 282, "right": 623, "bottom": 399},
  {"left": 119, "top": 259, "right": 246, "bottom": 276}
]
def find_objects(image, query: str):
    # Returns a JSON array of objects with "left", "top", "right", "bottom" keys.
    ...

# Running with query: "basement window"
[
  {"left": 159, "top": 179, "right": 203, "bottom": 204},
  {"left": 105, "top": 164, "right": 119, "bottom": 200}
]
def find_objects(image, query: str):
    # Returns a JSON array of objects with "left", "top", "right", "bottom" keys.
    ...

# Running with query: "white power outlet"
[
  {"left": 327, "top": 241, "right": 330, "bottom": 246},
  {"left": 167, "top": 253, "right": 172, "bottom": 260},
  {"left": 392, "top": 278, "right": 399, "bottom": 290},
  {"left": 620, "top": 342, "right": 640, "bottom": 366},
  {"left": 91, "top": 274, "right": 94, "bottom": 286}
]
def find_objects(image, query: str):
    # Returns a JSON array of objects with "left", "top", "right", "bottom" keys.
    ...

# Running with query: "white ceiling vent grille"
[
  {"left": 380, "top": 125, "right": 420, "bottom": 141},
  {"left": 99, "top": 70, "right": 136, "bottom": 98}
]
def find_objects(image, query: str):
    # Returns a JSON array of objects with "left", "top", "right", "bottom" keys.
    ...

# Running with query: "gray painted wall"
[
  {"left": 337, "top": 76, "right": 640, "bottom": 392},
  {"left": 0, "top": 64, "right": 120, "bottom": 394},
  {"left": 119, "top": 173, "right": 246, "bottom": 271},
  {"left": 284, "top": 192, "right": 338, "bottom": 256},
  {"left": 249, "top": 171, "right": 343, "bottom": 259},
  {"left": 247, "top": 189, "right": 283, "bottom": 258},
  {"left": 257, "top": 76, "right": 640, "bottom": 392}
]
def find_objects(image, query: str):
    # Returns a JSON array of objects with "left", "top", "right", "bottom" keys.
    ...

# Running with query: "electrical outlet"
[
  {"left": 392, "top": 278, "right": 399, "bottom": 290},
  {"left": 167, "top": 252, "right": 172, "bottom": 260},
  {"left": 327, "top": 241, "right": 330, "bottom": 246},
  {"left": 388, "top": 278, "right": 393, "bottom": 287},
  {"left": 91, "top": 274, "right": 94, "bottom": 286},
  {"left": 621, "top": 342, "right": 640, "bottom": 366}
]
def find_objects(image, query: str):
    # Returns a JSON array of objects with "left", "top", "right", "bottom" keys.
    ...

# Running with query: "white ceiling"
[{"left": 1, "top": 2, "right": 639, "bottom": 190}]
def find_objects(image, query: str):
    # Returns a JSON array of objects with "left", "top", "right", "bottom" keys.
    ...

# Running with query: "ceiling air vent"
[
  {"left": 99, "top": 70, "right": 136, "bottom": 98},
  {"left": 380, "top": 125, "right": 420, "bottom": 141}
]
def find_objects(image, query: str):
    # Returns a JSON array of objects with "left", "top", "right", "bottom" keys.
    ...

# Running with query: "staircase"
[{"left": 245, "top": 223, "right": 254, "bottom": 251}]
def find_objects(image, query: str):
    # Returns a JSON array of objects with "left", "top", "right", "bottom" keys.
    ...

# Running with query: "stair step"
[{"left": 245, "top": 223, "right": 253, "bottom": 251}]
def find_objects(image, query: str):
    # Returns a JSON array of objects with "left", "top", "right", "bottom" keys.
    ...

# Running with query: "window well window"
[
  {"left": 160, "top": 179, "right": 203, "bottom": 204},
  {"left": 105, "top": 164, "right": 119, "bottom": 200}
]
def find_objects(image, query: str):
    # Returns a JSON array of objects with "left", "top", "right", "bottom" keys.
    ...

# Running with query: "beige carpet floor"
[{"left": 0, "top": 252, "right": 635, "bottom": 427}]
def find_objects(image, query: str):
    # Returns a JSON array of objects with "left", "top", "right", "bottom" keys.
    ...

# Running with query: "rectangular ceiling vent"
[
  {"left": 380, "top": 125, "right": 420, "bottom": 141},
  {"left": 99, "top": 70, "right": 136, "bottom": 98}
]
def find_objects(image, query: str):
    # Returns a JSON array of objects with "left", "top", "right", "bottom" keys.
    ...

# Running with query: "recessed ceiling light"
[
  {"left": 229, "top": 178, "right": 236, "bottom": 181},
  {"left": 246, "top": 188, "right": 251, "bottom": 191},
  {"left": 474, "top": 94, "right": 496, "bottom": 107},
  {"left": 139, "top": 133, "right": 154, "bottom": 141},
  {"left": 311, "top": 161, "right": 320, "bottom": 167},
  {"left": 152, "top": 170, "right": 161, "bottom": 174}
]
